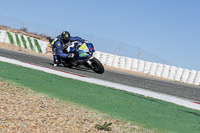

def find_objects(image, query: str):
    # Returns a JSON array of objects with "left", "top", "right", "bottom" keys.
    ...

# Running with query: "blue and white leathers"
[{"left": 51, "top": 35, "right": 84, "bottom": 60}]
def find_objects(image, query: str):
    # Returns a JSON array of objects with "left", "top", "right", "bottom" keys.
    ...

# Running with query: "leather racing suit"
[{"left": 51, "top": 35, "right": 84, "bottom": 65}]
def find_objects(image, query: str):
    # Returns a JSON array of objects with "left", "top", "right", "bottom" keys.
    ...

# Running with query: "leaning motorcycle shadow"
[{"left": 48, "top": 63, "right": 94, "bottom": 73}]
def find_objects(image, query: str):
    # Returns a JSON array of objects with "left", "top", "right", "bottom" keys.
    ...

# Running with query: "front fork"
[{"left": 85, "top": 56, "right": 95, "bottom": 69}]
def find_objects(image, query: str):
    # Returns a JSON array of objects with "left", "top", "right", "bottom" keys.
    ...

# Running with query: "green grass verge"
[
  {"left": 27, "top": 37, "right": 35, "bottom": 51},
  {"left": 15, "top": 34, "right": 21, "bottom": 47},
  {"left": 34, "top": 39, "right": 42, "bottom": 53},
  {"left": 20, "top": 35, "right": 28, "bottom": 49},
  {"left": 6, "top": 32, "right": 14, "bottom": 45},
  {"left": 0, "top": 61, "right": 200, "bottom": 133}
]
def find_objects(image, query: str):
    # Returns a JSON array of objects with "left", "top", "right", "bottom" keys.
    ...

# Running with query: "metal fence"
[{"left": 0, "top": 14, "right": 173, "bottom": 65}]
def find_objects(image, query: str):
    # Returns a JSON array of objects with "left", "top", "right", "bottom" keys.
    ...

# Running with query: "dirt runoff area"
[
  {"left": 0, "top": 81, "right": 150, "bottom": 133},
  {"left": 0, "top": 43, "right": 153, "bottom": 132}
]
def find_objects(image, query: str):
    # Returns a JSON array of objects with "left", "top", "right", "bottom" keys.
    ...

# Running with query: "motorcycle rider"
[{"left": 50, "top": 31, "right": 85, "bottom": 66}]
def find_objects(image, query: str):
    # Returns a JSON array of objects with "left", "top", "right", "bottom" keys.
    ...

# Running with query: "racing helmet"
[{"left": 61, "top": 31, "right": 71, "bottom": 43}]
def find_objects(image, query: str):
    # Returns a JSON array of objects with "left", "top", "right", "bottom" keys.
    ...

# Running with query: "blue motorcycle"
[{"left": 48, "top": 37, "right": 104, "bottom": 74}]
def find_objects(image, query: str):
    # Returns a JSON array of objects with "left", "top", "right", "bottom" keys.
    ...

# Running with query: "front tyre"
[{"left": 90, "top": 57, "right": 104, "bottom": 74}]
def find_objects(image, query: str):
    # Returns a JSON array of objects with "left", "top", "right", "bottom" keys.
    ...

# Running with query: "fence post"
[
  {"left": 118, "top": 42, "right": 121, "bottom": 55},
  {"left": 138, "top": 48, "right": 141, "bottom": 60}
]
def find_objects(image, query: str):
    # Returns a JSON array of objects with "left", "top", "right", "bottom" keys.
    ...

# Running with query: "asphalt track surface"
[{"left": 0, "top": 48, "right": 200, "bottom": 103}]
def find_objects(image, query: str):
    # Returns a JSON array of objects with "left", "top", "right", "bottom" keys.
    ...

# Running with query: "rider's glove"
[{"left": 68, "top": 53, "right": 74, "bottom": 58}]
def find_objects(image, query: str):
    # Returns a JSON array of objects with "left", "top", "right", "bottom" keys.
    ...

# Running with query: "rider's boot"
[
  {"left": 53, "top": 59, "right": 59, "bottom": 66},
  {"left": 53, "top": 56, "right": 60, "bottom": 66}
]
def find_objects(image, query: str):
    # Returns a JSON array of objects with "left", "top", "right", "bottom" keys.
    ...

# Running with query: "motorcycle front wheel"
[{"left": 90, "top": 57, "right": 104, "bottom": 74}]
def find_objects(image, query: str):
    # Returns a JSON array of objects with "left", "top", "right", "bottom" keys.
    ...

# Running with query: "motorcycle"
[{"left": 48, "top": 37, "right": 104, "bottom": 74}]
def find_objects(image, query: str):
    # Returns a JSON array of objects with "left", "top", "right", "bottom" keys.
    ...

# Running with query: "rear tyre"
[{"left": 90, "top": 58, "right": 104, "bottom": 74}]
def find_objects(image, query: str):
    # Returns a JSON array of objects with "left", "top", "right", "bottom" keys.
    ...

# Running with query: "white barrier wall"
[
  {"left": 137, "top": 60, "right": 145, "bottom": 72},
  {"left": 125, "top": 57, "right": 132, "bottom": 70},
  {"left": 143, "top": 61, "right": 152, "bottom": 74},
  {"left": 131, "top": 58, "right": 139, "bottom": 71},
  {"left": 194, "top": 72, "right": 200, "bottom": 85},
  {"left": 149, "top": 62, "right": 158, "bottom": 76},
  {"left": 161, "top": 65, "right": 170, "bottom": 79},
  {"left": 168, "top": 66, "right": 177, "bottom": 80},
  {"left": 93, "top": 51, "right": 200, "bottom": 86},
  {"left": 0, "top": 30, "right": 49, "bottom": 54},
  {"left": 113, "top": 55, "right": 120, "bottom": 68},
  {"left": 155, "top": 63, "right": 164, "bottom": 77},
  {"left": 0, "top": 30, "right": 200, "bottom": 86},
  {"left": 174, "top": 68, "right": 184, "bottom": 81},
  {"left": 93, "top": 49, "right": 200, "bottom": 86}
]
